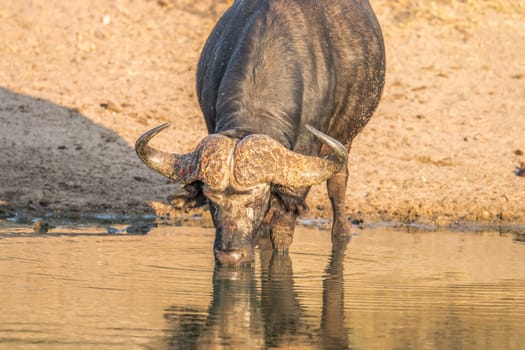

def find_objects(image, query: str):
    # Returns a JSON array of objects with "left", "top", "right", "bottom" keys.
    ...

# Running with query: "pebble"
[{"left": 33, "top": 221, "right": 52, "bottom": 234}]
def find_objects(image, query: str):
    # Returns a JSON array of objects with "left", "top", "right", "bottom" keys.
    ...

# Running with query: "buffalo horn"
[
  {"left": 232, "top": 125, "right": 348, "bottom": 188},
  {"left": 135, "top": 122, "right": 201, "bottom": 184},
  {"left": 135, "top": 123, "right": 235, "bottom": 189}
]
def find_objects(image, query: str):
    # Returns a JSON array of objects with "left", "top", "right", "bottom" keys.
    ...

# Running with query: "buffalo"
[{"left": 136, "top": 0, "right": 385, "bottom": 265}]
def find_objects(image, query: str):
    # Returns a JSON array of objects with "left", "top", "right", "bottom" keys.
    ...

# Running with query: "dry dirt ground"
[{"left": 0, "top": 0, "right": 524, "bottom": 227}]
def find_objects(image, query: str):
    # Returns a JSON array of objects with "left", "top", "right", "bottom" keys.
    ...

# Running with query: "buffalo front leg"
[
  {"left": 266, "top": 188, "right": 309, "bottom": 252},
  {"left": 327, "top": 167, "right": 351, "bottom": 242},
  {"left": 269, "top": 211, "right": 297, "bottom": 252}
]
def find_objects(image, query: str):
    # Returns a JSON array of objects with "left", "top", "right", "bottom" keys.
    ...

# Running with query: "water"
[{"left": 0, "top": 220, "right": 524, "bottom": 349}]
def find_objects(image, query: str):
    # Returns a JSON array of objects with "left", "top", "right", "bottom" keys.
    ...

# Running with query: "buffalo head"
[{"left": 135, "top": 123, "right": 347, "bottom": 265}]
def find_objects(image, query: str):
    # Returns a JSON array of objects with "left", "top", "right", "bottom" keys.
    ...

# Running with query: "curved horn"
[
  {"left": 135, "top": 122, "right": 201, "bottom": 184},
  {"left": 135, "top": 123, "right": 235, "bottom": 189},
  {"left": 232, "top": 125, "right": 348, "bottom": 188},
  {"left": 304, "top": 125, "right": 348, "bottom": 165}
]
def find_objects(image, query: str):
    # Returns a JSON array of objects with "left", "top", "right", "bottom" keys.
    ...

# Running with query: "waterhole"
[{"left": 0, "top": 219, "right": 524, "bottom": 349}]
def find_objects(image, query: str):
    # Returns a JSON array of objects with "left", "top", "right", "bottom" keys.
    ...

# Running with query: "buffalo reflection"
[{"left": 164, "top": 236, "right": 350, "bottom": 349}]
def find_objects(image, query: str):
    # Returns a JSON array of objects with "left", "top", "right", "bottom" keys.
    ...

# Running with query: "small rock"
[
  {"left": 516, "top": 162, "right": 525, "bottom": 177},
  {"left": 126, "top": 223, "right": 157, "bottom": 235},
  {"left": 106, "top": 227, "right": 122, "bottom": 234},
  {"left": 33, "top": 221, "right": 52, "bottom": 234},
  {"left": 100, "top": 100, "right": 122, "bottom": 113},
  {"left": 102, "top": 15, "right": 111, "bottom": 25}
]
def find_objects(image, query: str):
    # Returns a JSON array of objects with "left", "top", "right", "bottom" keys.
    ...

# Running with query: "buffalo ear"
[
  {"left": 271, "top": 185, "right": 309, "bottom": 216},
  {"left": 167, "top": 182, "right": 207, "bottom": 211}
]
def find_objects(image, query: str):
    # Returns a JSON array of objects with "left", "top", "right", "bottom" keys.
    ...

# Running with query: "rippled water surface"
[{"left": 0, "top": 220, "right": 524, "bottom": 349}]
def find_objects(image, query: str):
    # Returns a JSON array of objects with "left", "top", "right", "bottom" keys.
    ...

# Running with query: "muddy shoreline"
[
  {"left": 1, "top": 0, "right": 524, "bottom": 226},
  {"left": 2, "top": 209, "right": 525, "bottom": 238}
]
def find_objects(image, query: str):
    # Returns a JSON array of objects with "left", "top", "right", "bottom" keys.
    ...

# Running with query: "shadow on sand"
[{"left": 0, "top": 87, "right": 171, "bottom": 219}]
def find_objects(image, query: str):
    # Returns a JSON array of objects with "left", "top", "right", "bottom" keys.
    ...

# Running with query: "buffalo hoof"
[
  {"left": 331, "top": 220, "right": 352, "bottom": 245},
  {"left": 270, "top": 226, "right": 294, "bottom": 252},
  {"left": 331, "top": 219, "right": 351, "bottom": 235}
]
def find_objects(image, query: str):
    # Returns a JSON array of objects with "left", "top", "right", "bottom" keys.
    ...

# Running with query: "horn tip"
[
  {"left": 304, "top": 124, "right": 315, "bottom": 133},
  {"left": 304, "top": 124, "right": 326, "bottom": 139},
  {"left": 304, "top": 124, "right": 348, "bottom": 162},
  {"left": 156, "top": 121, "right": 171, "bottom": 131},
  {"left": 304, "top": 124, "right": 329, "bottom": 141},
  {"left": 135, "top": 122, "right": 172, "bottom": 152},
  {"left": 147, "top": 122, "right": 172, "bottom": 133}
]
